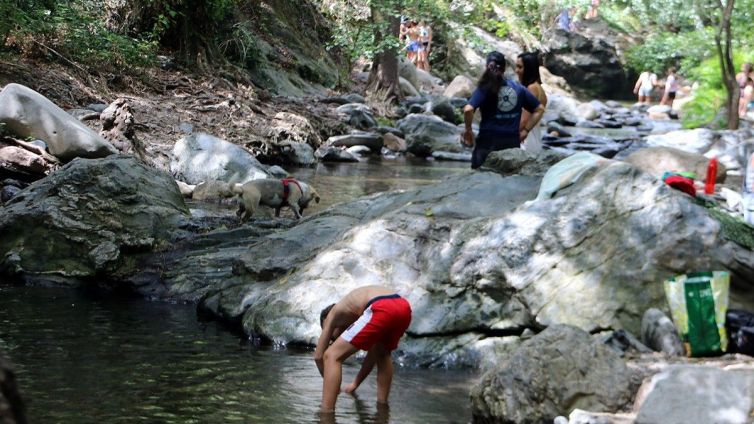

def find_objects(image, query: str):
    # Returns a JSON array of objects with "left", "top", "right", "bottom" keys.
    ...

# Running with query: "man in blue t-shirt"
[{"left": 462, "top": 51, "right": 545, "bottom": 169}]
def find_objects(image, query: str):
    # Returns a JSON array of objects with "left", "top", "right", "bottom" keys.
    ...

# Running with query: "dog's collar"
[{"left": 281, "top": 177, "right": 303, "bottom": 205}]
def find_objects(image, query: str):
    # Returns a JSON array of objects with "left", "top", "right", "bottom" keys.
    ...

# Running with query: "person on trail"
[
  {"left": 417, "top": 21, "right": 432, "bottom": 72},
  {"left": 556, "top": 7, "right": 577, "bottom": 31},
  {"left": 660, "top": 67, "right": 680, "bottom": 108},
  {"left": 403, "top": 20, "right": 422, "bottom": 65},
  {"left": 314, "top": 285, "right": 412, "bottom": 414},
  {"left": 515, "top": 51, "right": 548, "bottom": 153},
  {"left": 738, "top": 63, "right": 753, "bottom": 117},
  {"left": 634, "top": 70, "right": 658, "bottom": 104},
  {"left": 462, "top": 51, "right": 545, "bottom": 169},
  {"left": 587, "top": 0, "right": 600, "bottom": 19}
]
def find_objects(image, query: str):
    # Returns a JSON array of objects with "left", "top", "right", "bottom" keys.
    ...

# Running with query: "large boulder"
[
  {"left": 0, "top": 155, "right": 189, "bottom": 280},
  {"left": 625, "top": 146, "right": 727, "bottom": 182},
  {"left": 396, "top": 114, "right": 464, "bottom": 156},
  {"left": 335, "top": 103, "right": 378, "bottom": 130},
  {"left": 635, "top": 366, "right": 754, "bottom": 424},
  {"left": 0, "top": 83, "right": 118, "bottom": 161},
  {"left": 543, "top": 29, "right": 628, "bottom": 98},
  {"left": 0, "top": 146, "right": 50, "bottom": 176},
  {"left": 644, "top": 128, "right": 716, "bottom": 154},
  {"left": 469, "top": 325, "right": 640, "bottom": 423},
  {"left": 398, "top": 58, "right": 421, "bottom": 94},
  {"left": 170, "top": 132, "right": 269, "bottom": 185},
  {"left": 399, "top": 77, "right": 420, "bottom": 97},
  {"left": 125, "top": 157, "right": 754, "bottom": 368},
  {"left": 443, "top": 75, "right": 476, "bottom": 99},
  {"left": 0, "top": 355, "right": 25, "bottom": 424}
]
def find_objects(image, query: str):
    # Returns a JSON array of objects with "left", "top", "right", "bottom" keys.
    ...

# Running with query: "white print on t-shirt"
[{"left": 497, "top": 86, "right": 518, "bottom": 112}]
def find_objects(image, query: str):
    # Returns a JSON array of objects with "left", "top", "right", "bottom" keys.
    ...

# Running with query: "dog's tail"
[{"left": 311, "top": 187, "right": 321, "bottom": 203}]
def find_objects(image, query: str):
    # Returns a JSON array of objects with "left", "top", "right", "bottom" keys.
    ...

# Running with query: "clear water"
[
  {"left": 0, "top": 158, "right": 477, "bottom": 424},
  {"left": 0, "top": 285, "right": 477, "bottom": 424}
]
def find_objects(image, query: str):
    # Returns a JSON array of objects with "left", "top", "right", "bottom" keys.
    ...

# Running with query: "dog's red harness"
[{"left": 281, "top": 177, "right": 303, "bottom": 205}]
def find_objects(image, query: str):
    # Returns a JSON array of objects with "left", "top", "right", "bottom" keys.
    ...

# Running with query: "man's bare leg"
[
  {"left": 375, "top": 345, "right": 394, "bottom": 405},
  {"left": 321, "top": 338, "right": 358, "bottom": 412}
]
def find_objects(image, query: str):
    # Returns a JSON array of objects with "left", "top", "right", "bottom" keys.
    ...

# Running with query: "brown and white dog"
[{"left": 231, "top": 177, "right": 320, "bottom": 221}]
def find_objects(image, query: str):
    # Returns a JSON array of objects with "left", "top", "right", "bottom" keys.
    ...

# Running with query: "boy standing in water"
[{"left": 314, "top": 285, "right": 412, "bottom": 413}]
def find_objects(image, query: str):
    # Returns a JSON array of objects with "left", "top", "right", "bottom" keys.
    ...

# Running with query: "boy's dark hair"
[
  {"left": 320, "top": 303, "right": 335, "bottom": 327},
  {"left": 517, "top": 51, "right": 542, "bottom": 86}
]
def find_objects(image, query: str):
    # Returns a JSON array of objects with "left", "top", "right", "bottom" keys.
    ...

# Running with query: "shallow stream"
[{"left": 1, "top": 157, "right": 476, "bottom": 424}]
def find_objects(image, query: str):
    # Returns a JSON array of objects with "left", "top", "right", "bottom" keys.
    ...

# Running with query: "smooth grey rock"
[
  {"left": 382, "top": 133, "right": 407, "bottom": 152},
  {"left": 192, "top": 180, "right": 234, "bottom": 201},
  {"left": 0, "top": 155, "right": 189, "bottom": 279},
  {"left": 645, "top": 128, "right": 716, "bottom": 154},
  {"left": 443, "top": 75, "right": 475, "bottom": 99},
  {"left": 67, "top": 108, "right": 101, "bottom": 121},
  {"left": 431, "top": 151, "right": 471, "bottom": 161},
  {"left": 576, "top": 120, "right": 606, "bottom": 129},
  {"left": 346, "top": 145, "right": 372, "bottom": 155},
  {"left": 314, "top": 146, "right": 359, "bottom": 162},
  {"left": 0, "top": 146, "right": 48, "bottom": 175},
  {"left": 86, "top": 103, "right": 107, "bottom": 112},
  {"left": 596, "top": 119, "right": 623, "bottom": 129},
  {"left": 396, "top": 114, "right": 463, "bottom": 156},
  {"left": 279, "top": 141, "right": 316, "bottom": 166},
  {"left": 543, "top": 28, "right": 628, "bottom": 97},
  {"left": 641, "top": 308, "right": 684, "bottom": 356},
  {"left": 578, "top": 102, "right": 600, "bottom": 120},
  {"left": 605, "top": 101, "right": 622, "bottom": 108},
  {"left": 0, "top": 83, "right": 117, "bottom": 161},
  {"left": 625, "top": 146, "right": 727, "bottom": 182},
  {"left": 321, "top": 93, "right": 365, "bottom": 105},
  {"left": 430, "top": 98, "right": 459, "bottom": 124},
  {"left": 483, "top": 148, "right": 567, "bottom": 176},
  {"left": 326, "top": 132, "right": 383, "bottom": 152},
  {"left": 122, "top": 159, "right": 754, "bottom": 367},
  {"left": 470, "top": 325, "right": 639, "bottom": 423},
  {"left": 399, "top": 77, "right": 420, "bottom": 97},
  {"left": 596, "top": 329, "right": 653, "bottom": 356},
  {"left": 568, "top": 409, "right": 635, "bottom": 424},
  {"left": 170, "top": 132, "right": 268, "bottom": 185},
  {"left": 398, "top": 58, "right": 420, "bottom": 93},
  {"left": 375, "top": 126, "right": 404, "bottom": 138},
  {"left": 336, "top": 103, "right": 377, "bottom": 130},
  {"left": 635, "top": 366, "right": 754, "bottom": 424},
  {"left": 29, "top": 139, "right": 47, "bottom": 150},
  {"left": 449, "top": 97, "right": 469, "bottom": 108},
  {"left": 266, "top": 165, "right": 289, "bottom": 178},
  {"left": 407, "top": 103, "right": 426, "bottom": 114}
]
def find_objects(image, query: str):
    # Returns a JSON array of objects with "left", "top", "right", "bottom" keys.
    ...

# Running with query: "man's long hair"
[
  {"left": 518, "top": 51, "right": 542, "bottom": 86},
  {"left": 478, "top": 51, "right": 506, "bottom": 102}
]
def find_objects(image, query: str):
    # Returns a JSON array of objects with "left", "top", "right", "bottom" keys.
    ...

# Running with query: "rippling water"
[{"left": 0, "top": 285, "right": 476, "bottom": 423}]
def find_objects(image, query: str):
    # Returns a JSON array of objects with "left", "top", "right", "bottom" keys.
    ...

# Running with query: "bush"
[{"left": 625, "top": 30, "right": 715, "bottom": 75}]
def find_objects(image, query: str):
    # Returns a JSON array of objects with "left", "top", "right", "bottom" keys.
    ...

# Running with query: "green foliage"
[
  {"left": 0, "top": 1, "right": 157, "bottom": 69},
  {"left": 220, "top": 21, "right": 262, "bottom": 70},
  {"left": 681, "top": 52, "right": 754, "bottom": 129},
  {"left": 625, "top": 29, "right": 715, "bottom": 75}
]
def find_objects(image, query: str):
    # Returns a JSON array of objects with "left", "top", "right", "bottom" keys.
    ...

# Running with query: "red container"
[{"left": 705, "top": 157, "right": 718, "bottom": 194}]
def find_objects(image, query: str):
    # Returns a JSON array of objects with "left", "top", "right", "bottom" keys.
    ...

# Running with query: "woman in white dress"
[{"left": 515, "top": 52, "right": 548, "bottom": 153}]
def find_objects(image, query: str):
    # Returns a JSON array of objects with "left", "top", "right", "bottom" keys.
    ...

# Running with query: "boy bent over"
[{"left": 314, "top": 285, "right": 412, "bottom": 413}]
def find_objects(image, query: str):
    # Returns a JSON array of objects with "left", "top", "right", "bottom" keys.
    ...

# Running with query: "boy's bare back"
[{"left": 329, "top": 285, "right": 395, "bottom": 328}]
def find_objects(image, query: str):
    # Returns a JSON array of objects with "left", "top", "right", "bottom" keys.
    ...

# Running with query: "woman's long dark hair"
[
  {"left": 478, "top": 52, "right": 506, "bottom": 100},
  {"left": 518, "top": 52, "right": 542, "bottom": 86}
]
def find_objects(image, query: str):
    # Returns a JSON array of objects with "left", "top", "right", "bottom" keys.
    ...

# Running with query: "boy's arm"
[
  {"left": 314, "top": 318, "right": 335, "bottom": 377},
  {"left": 343, "top": 347, "right": 379, "bottom": 394}
]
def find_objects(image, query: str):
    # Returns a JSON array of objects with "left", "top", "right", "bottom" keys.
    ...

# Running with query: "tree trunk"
[
  {"left": 715, "top": 0, "right": 738, "bottom": 129},
  {"left": 366, "top": 6, "right": 400, "bottom": 103}
]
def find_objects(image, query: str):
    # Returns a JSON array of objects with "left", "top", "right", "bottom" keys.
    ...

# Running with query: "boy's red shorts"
[{"left": 341, "top": 294, "right": 412, "bottom": 351}]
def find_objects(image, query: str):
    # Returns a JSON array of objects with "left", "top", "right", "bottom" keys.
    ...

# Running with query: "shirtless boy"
[{"left": 314, "top": 285, "right": 412, "bottom": 413}]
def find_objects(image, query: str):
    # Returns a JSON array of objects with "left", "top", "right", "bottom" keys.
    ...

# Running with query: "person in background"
[
  {"left": 556, "top": 6, "right": 577, "bottom": 31},
  {"left": 587, "top": 0, "right": 600, "bottom": 19},
  {"left": 462, "top": 51, "right": 545, "bottom": 169},
  {"left": 634, "top": 69, "right": 658, "bottom": 104},
  {"left": 417, "top": 20, "right": 432, "bottom": 72},
  {"left": 515, "top": 51, "right": 548, "bottom": 153},
  {"left": 737, "top": 63, "right": 753, "bottom": 118},
  {"left": 660, "top": 67, "right": 680, "bottom": 108}
]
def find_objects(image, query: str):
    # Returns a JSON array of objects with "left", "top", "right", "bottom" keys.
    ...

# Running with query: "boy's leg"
[
  {"left": 374, "top": 343, "right": 394, "bottom": 404},
  {"left": 322, "top": 338, "right": 359, "bottom": 412}
]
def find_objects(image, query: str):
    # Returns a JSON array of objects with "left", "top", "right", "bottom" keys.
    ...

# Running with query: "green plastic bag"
[{"left": 664, "top": 271, "right": 730, "bottom": 357}]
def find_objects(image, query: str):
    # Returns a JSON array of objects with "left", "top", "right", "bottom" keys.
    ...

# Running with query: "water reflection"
[
  {"left": 0, "top": 285, "right": 476, "bottom": 423},
  {"left": 288, "top": 157, "right": 470, "bottom": 215}
]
